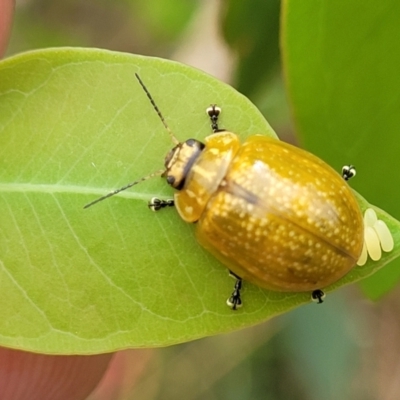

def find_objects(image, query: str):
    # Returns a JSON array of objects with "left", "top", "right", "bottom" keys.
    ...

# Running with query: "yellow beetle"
[{"left": 86, "top": 74, "right": 366, "bottom": 310}]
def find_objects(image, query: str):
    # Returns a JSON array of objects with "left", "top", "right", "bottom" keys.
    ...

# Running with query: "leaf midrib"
[{"left": 0, "top": 182, "right": 157, "bottom": 200}]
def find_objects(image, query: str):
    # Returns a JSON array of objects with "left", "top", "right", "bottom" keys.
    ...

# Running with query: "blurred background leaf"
[
  {"left": 222, "top": 0, "right": 280, "bottom": 97},
  {"left": 281, "top": 0, "right": 400, "bottom": 300},
  {"left": 9, "top": 0, "right": 198, "bottom": 55},
  {"left": 4, "top": 1, "right": 400, "bottom": 399},
  {"left": 222, "top": 0, "right": 292, "bottom": 139}
]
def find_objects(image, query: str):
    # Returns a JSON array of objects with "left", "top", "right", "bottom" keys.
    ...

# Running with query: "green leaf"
[
  {"left": 131, "top": 0, "right": 197, "bottom": 39},
  {"left": 222, "top": 0, "right": 281, "bottom": 97},
  {"left": 0, "top": 48, "right": 399, "bottom": 354},
  {"left": 281, "top": 0, "right": 400, "bottom": 300}
]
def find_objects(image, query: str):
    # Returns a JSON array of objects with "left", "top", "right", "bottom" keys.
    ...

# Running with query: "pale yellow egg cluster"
[{"left": 357, "top": 208, "right": 394, "bottom": 266}]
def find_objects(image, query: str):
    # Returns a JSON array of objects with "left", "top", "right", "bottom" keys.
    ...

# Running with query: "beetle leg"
[
  {"left": 228, "top": 270, "right": 241, "bottom": 280},
  {"left": 206, "top": 105, "right": 223, "bottom": 133},
  {"left": 148, "top": 197, "right": 175, "bottom": 212},
  {"left": 226, "top": 271, "right": 243, "bottom": 310},
  {"left": 311, "top": 289, "right": 326, "bottom": 304},
  {"left": 342, "top": 165, "right": 356, "bottom": 181}
]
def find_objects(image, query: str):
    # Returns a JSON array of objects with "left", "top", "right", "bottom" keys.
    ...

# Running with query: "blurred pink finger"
[
  {"left": 0, "top": 0, "right": 14, "bottom": 56},
  {"left": 0, "top": 347, "right": 113, "bottom": 400}
]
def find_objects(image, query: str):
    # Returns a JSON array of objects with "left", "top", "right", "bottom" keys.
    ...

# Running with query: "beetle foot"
[
  {"left": 342, "top": 165, "right": 356, "bottom": 181},
  {"left": 148, "top": 197, "right": 175, "bottom": 212},
  {"left": 311, "top": 289, "right": 326, "bottom": 304},
  {"left": 206, "top": 105, "right": 223, "bottom": 133},
  {"left": 227, "top": 275, "right": 243, "bottom": 310}
]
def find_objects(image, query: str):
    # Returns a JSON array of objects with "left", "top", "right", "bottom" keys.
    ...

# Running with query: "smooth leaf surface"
[
  {"left": 282, "top": 0, "right": 400, "bottom": 299},
  {"left": 0, "top": 48, "right": 399, "bottom": 354}
]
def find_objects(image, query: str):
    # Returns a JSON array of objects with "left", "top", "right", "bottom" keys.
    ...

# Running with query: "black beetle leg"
[
  {"left": 311, "top": 289, "right": 326, "bottom": 304},
  {"left": 227, "top": 270, "right": 243, "bottom": 310},
  {"left": 342, "top": 165, "right": 356, "bottom": 181},
  {"left": 148, "top": 197, "right": 175, "bottom": 212},
  {"left": 206, "top": 105, "right": 225, "bottom": 133}
]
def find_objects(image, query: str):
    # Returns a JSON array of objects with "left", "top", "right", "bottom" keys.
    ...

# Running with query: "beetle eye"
[
  {"left": 186, "top": 139, "right": 197, "bottom": 147},
  {"left": 167, "top": 176, "right": 175, "bottom": 185}
]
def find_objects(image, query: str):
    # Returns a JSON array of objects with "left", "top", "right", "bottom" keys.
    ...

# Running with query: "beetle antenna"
[
  {"left": 84, "top": 75, "right": 179, "bottom": 209},
  {"left": 83, "top": 168, "right": 165, "bottom": 209},
  {"left": 135, "top": 73, "right": 180, "bottom": 145}
]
